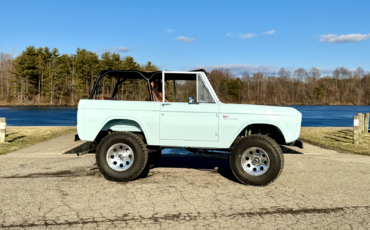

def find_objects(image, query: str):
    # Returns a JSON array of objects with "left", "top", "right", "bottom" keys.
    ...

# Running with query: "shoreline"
[{"left": 1, "top": 104, "right": 370, "bottom": 108}]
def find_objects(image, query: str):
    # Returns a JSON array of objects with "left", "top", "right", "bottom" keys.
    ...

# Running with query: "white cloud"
[
  {"left": 175, "top": 36, "right": 195, "bottom": 43},
  {"left": 94, "top": 46, "right": 130, "bottom": 53},
  {"left": 166, "top": 29, "right": 173, "bottom": 33},
  {"left": 320, "top": 33, "right": 370, "bottom": 43},
  {"left": 238, "top": 33, "right": 255, "bottom": 39},
  {"left": 263, "top": 30, "right": 276, "bottom": 35},
  {"left": 193, "top": 64, "right": 279, "bottom": 75},
  {"left": 227, "top": 30, "right": 276, "bottom": 39}
]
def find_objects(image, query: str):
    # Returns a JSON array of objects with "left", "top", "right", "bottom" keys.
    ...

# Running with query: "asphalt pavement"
[{"left": 1, "top": 142, "right": 370, "bottom": 229}]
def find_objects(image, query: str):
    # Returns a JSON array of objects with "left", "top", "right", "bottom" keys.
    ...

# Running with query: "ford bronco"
[{"left": 76, "top": 69, "right": 303, "bottom": 186}]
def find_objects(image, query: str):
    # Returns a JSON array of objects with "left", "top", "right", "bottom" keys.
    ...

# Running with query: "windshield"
[{"left": 197, "top": 73, "right": 215, "bottom": 103}]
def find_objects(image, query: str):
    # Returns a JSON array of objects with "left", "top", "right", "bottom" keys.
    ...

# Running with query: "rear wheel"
[
  {"left": 230, "top": 134, "right": 284, "bottom": 186},
  {"left": 96, "top": 132, "right": 148, "bottom": 182}
]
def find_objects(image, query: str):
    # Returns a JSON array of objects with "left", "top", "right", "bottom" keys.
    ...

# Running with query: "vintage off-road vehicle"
[{"left": 76, "top": 69, "right": 302, "bottom": 186}]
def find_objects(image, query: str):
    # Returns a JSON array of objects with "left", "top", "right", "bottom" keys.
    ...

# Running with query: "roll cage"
[{"left": 89, "top": 69, "right": 216, "bottom": 102}]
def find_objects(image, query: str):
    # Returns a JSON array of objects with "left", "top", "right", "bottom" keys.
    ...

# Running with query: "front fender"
[{"left": 218, "top": 116, "right": 298, "bottom": 148}]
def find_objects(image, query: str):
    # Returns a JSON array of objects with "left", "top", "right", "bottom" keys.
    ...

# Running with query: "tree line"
[
  {"left": 0, "top": 46, "right": 159, "bottom": 105},
  {"left": 0, "top": 46, "right": 369, "bottom": 105},
  {"left": 209, "top": 67, "right": 370, "bottom": 105}
]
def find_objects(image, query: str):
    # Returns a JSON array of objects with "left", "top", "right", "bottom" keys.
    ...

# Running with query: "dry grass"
[
  {"left": 300, "top": 127, "right": 370, "bottom": 155},
  {"left": 0, "top": 127, "right": 76, "bottom": 155}
]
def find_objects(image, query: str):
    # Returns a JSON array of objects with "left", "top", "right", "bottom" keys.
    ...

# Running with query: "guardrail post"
[
  {"left": 365, "top": 113, "right": 369, "bottom": 136},
  {"left": 357, "top": 113, "right": 363, "bottom": 139},
  {"left": 362, "top": 113, "right": 365, "bottom": 137},
  {"left": 353, "top": 116, "right": 359, "bottom": 145},
  {"left": 0, "top": 118, "right": 5, "bottom": 143}
]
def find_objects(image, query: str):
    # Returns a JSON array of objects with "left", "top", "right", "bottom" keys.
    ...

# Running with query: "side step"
[{"left": 196, "top": 150, "right": 230, "bottom": 159}]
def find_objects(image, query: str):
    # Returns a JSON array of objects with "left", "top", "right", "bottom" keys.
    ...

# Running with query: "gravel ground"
[{"left": 0, "top": 147, "right": 370, "bottom": 229}]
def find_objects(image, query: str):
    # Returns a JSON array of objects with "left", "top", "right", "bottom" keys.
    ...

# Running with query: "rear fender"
[{"left": 84, "top": 117, "right": 152, "bottom": 144}]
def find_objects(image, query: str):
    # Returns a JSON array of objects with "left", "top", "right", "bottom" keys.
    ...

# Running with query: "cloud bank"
[
  {"left": 193, "top": 64, "right": 369, "bottom": 76},
  {"left": 227, "top": 30, "right": 276, "bottom": 39},
  {"left": 320, "top": 33, "right": 370, "bottom": 43},
  {"left": 175, "top": 36, "right": 195, "bottom": 43},
  {"left": 94, "top": 46, "right": 130, "bottom": 53},
  {"left": 238, "top": 34, "right": 255, "bottom": 39}
]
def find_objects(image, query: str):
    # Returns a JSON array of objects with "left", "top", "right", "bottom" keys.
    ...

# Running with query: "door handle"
[{"left": 162, "top": 103, "right": 172, "bottom": 107}]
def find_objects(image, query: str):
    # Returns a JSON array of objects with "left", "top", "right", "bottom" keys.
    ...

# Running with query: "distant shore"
[
  {"left": 1, "top": 102, "right": 369, "bottom": 107},
  {"left": 0, "top": 104, "right": 78, "bottom": 107}
]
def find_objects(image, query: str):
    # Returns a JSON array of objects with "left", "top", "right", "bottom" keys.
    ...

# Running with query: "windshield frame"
[{"left": 161, "top": 71, "right": 219, "bottom": 104}]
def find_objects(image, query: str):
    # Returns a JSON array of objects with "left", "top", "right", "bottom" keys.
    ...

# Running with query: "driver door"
[{"left": 159, "top": 72, "right": 219, "bottom": 146}]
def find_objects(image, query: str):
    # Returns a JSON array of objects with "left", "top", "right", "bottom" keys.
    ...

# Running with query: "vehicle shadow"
[{"left": 154, "top": 154, "right": 241, "bottom": 184}]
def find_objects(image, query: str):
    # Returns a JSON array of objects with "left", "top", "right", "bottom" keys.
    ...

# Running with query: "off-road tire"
[
  {"left": 96, "top": 132, "right": 148, "bottom": 182},
  {"left": 230, "top": 134, "right": 284, "bottom": 186}
]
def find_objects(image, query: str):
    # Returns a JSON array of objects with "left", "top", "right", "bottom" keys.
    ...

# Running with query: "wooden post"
[
  {"left": 357, "top": 113, "right": 363, "bottom": 139},
  {"left": 0, "top": 118, "right": 5, "bottom": 143},
  {"left": 365, "top": 113, "right": 370, "bottom": 136},
  {"left": 353, "top": 116, "right": 359, "bottom": 145}
]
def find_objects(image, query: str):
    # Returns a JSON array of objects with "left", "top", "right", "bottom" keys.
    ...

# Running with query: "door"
[{"left": 159, "top": 72, "right": 219, "bottom": 142}]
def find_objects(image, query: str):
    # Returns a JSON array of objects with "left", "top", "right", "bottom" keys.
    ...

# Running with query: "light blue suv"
[{"left": 76, "top": 69, "right": 303, "bottom": 186}]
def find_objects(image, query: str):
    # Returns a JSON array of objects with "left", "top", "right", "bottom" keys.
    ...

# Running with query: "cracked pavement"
[{"left": 1, "top": 146, "right": 370, "bottom": 229}]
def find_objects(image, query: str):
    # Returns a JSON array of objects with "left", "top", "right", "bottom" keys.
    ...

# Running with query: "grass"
[
  {"left": 0, "top": 127, "right": 76, "bottom": 155},
  {"left": 300, "top": 127, "right": 370, "bottom": 156}
]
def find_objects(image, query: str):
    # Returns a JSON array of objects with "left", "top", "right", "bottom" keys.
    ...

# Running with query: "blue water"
[{"left": 0, "top": 105, "right": 369, "bottom": 127}]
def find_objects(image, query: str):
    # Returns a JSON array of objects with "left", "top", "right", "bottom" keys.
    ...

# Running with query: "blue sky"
[{"left": 1, "top": 0, "right": 369, "bottom": 75}]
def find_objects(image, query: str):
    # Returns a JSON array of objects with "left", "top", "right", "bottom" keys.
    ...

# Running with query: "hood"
[{"left": 219, "top": 103, "right": 299, "bottom": 117}]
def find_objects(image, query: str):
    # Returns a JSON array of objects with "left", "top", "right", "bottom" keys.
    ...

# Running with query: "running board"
[{"left": 197, "top": 150, "right": 230, "bottom": 159}]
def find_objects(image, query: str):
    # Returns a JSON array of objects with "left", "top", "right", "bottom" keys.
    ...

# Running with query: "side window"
[
  {"left": 197, "top": 74, "right": 215, "bottom": 103},
  {"left": 164, "top": 73, "right": 197, "bottom": 102}
]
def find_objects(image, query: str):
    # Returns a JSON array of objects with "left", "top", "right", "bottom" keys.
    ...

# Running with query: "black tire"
[
  {"left": 96, "top": 132, "right": 148, "bottom": 182},
  {"left": 230, "top": 134, "right": 284, "bottom": 186},
  {"left": 148, "top": 150, "right": 162, "bottom": 169}
]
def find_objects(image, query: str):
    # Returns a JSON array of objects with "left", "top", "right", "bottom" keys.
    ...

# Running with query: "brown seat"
[{"left": 150, "top": 81, "right": 168, "bottom": 102}]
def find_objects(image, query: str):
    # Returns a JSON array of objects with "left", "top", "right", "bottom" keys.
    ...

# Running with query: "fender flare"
[
  {"left": 230, "top": 121, "right": 287, "bottom": 145},
  {"left": 97, "top": 116, "right": 152, "bottom": 143}
]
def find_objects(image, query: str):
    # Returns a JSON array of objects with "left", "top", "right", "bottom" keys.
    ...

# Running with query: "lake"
[{"left": 0, "top": 105, "right": 369, "bottom": 128}]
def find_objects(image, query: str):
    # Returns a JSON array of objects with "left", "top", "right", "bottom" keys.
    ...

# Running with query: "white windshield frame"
[{"left": 161, "top": 71, "right": 219, "bottom": 103}]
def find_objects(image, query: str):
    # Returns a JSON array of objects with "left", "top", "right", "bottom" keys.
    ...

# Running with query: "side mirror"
[{"left": 188, "top": 96, "right": 195, "bottom": 104}]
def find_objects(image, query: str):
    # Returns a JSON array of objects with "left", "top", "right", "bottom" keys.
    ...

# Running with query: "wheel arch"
[
  {"left": 95, "top": 118, "right": 150, "bottom": 144},
  {"left": 232, "top": 123, "right": 287, "bottom": 146}
]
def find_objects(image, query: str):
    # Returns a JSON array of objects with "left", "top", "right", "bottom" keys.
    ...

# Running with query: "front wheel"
[
  {"left": 96, "top": 132, "right": 148, "bottom": 182},
  {"left": 230, "top": 134, "right": 284, "bottom": 186}
]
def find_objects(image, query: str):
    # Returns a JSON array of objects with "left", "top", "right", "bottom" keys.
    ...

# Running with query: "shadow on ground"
[{"left": 156, "top": 154, "right": 240, "bottom": 183}]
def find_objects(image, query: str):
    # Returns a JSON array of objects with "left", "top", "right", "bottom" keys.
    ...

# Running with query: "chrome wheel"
[
  {"left": 241, "top": 147, "right": 270, "bottom": 176},
  {"left": 106, "top": 143, "right": 134, "bottom": 171}
]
